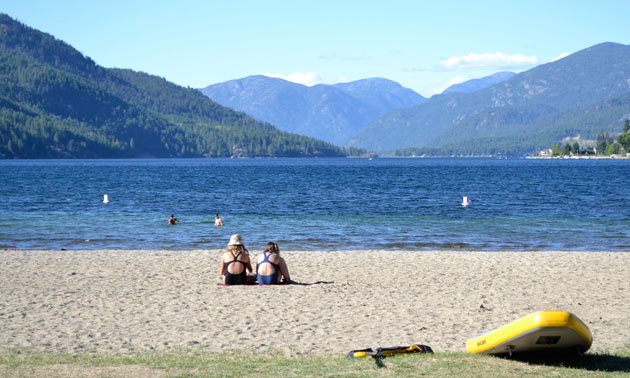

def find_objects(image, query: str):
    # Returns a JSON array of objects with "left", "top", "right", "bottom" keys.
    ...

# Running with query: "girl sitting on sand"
[
  {"left": 219, "top": 234, "right": 255, "bottom": 285},
  {"left": 256, "top": 242, "right": 291, "bottom": 285}
]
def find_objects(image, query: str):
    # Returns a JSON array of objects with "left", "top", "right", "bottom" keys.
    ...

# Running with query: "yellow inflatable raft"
[{"left": 466, "top": 311, "right": 592, "bottom": 355}]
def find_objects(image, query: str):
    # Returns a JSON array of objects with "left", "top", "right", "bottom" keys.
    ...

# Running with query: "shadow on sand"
[{"left": 288, "top": 280, "right": 335, "bottom": 286}]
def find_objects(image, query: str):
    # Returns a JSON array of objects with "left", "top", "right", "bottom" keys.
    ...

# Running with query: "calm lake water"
[{"left": 1, "top": 157, "right": 629, "bottom": 251}]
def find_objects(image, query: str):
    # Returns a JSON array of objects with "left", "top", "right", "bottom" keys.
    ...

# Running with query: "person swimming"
[
  {"left": 168, "top": 214, "right": 179, "bottom": 225},
  {"left": 214, "top": 213, "right": 224, "bottom": 227}
]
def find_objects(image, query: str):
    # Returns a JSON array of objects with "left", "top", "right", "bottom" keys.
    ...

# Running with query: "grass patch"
[{"left": 1, "top": 346, "right": 629, "bottom": 377}]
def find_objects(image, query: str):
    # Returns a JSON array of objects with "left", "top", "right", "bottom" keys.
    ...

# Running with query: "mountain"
[
  {"left": 199, "top": 76, "right": 425, "bottom": 145},
  {"left": 332, "top": 78, "right": 426, "bottom": 114},
  {"left": 393, "top": 92, "right": 630, "bottom": 156},
  {"left": 0, "top": 14, "right": 352, "bottom": 158},
  {"left": 349, "top": 42, "right": 630, "bottom": 154},
  {"left": 442, "top": 71, "right": 516, "bottom": 94}
]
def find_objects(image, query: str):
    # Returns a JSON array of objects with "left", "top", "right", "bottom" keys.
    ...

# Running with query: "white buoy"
[
  {"left": 103, "top": 194, "right": 109, "bottom": 204},
  {"left": 461, "top": 196, "right": 471, "bottom": 207}
]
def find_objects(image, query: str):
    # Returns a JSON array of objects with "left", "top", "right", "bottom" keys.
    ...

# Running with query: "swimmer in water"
[
  {"left": 168, "top": 214, "right": 179, "bottom": 225},
  {"left": 214, "top": 213, "right": 224, "bottom": 227}
]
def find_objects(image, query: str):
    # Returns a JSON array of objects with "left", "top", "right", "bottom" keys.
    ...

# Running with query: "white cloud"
[
  {"left": 442, "top": 75, "right": 468, "bottom": 90},
  {"left": 262, "top": 73, "right": 353, "bottom": 86},
  {"left": 550, "top": 52, "right": 570, "bottom": 62},
  {"left": 441, "top": 52, "right": 538, "bottom": 69},
  {"left": 331, "top": 76, "right": 351, "bottom": 84},
  {"left": 262, "top": 72, "right": 323, "bottom": 86},
  {"left": 429, "top": 75, "right": 469, "bottom": 95},
  {"left": 444, "top": 75, "right": 468, "bottom": 87}
]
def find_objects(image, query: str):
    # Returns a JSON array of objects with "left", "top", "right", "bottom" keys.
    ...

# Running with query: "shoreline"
[
  {"left": 526, "top": 155, "right": 630, "bottom": 159},
  {"left": 1, "top": 249, "right": 629, "bottom": 357}
]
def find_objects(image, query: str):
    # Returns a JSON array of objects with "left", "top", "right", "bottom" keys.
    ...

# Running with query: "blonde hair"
[
  {"left": 227, "top": 244, "right": 248, "bottom": 255},
  {"left": 264, "top": 242, "right": 279, "bottom": 255}
]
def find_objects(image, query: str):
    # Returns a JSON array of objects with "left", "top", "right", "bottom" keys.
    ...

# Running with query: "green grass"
[{"left": 1, "top": 347, "right": 629, "bottom": 377}]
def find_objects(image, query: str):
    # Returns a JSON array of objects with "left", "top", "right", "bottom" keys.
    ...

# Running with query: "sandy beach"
[{"left": 0, "top": 250, "right": 628, "bottom": 357}]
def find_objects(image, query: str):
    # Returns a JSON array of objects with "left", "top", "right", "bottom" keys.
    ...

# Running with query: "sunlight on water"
[{"left": 1, "top": 158, "right": 629, "bottom": 251}]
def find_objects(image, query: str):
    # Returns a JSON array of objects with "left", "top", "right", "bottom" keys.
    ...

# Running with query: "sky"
[{"left": 3, "top": 0, "right": 630, "bottom": 96}]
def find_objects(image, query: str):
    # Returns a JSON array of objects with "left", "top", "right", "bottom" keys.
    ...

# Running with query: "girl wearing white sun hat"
[{"left": 220, "top": 234, "right": 254, "bottom": 285}]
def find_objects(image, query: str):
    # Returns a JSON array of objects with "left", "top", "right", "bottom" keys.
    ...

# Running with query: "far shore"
[
  {"left": 526, "top": 155, "right": 630, "bottom": 159},
  {"left": 1, "top": 249, "right": 629, "bottom": 357}
]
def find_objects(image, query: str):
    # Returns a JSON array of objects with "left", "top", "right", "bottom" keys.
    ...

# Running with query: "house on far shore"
[{"left": 539, "top": 149, "right": 552, "bottom": 157}]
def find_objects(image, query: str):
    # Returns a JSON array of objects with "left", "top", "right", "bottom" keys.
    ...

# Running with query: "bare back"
[
  {"left": 257, "top": 252, "right": 282, "bottom": 275},
  {"left": 256, "top": 252, "right": 290, "bottom": 284},
  {"left": 223, "top": 251, "right": 249, "bottom": 274}
]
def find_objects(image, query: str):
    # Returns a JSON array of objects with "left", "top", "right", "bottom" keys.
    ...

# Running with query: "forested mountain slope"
[
  {"left": 441, "top": 71, "right": 516, "bottom": 94},
  {"left": 0, "top": 14, "right": 352, "bottom": 158},
  {"left": 350, "top": 42, "right": 630, "bottom": 154}
]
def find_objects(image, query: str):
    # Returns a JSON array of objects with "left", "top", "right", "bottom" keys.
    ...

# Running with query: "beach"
[{"left": 0, "top": 250, "right": 628, "bottom": 357}]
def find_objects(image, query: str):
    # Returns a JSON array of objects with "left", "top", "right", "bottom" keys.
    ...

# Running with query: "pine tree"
[
  {"left": 572, "top": 141, "right": 580, "bottom": 155},
  {"left": 596, "top": 132, "right": 608, "bottom": 155}
]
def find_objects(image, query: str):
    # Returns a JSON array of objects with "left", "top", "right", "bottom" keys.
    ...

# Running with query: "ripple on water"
[{"left": 1, "top": 158, "right": 629, "bottom": 251}]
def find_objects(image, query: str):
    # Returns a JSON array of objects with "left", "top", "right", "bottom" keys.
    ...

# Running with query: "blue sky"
[{"left": 3, "top": 0, "right": 630, "bottom": 96}]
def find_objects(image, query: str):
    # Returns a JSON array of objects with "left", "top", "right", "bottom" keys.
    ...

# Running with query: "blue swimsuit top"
[{"left": 257, "top": 252, "right": 279, "bottom": 285}]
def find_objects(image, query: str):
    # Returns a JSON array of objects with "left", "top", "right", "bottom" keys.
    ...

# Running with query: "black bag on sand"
[{"left": 346, "top": 344, "right": 434, "bottom": 359}]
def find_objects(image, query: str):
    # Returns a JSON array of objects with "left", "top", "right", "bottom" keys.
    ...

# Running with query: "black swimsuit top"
[{"left": 224, "top": 251, "right": 248, "bottom": 285}]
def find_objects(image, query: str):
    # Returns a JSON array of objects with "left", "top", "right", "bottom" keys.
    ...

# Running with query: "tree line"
[
  {"left": 0, "top": 14, "right": 365, "bottom": 159},
  {"left": 549, "top": 120, "right": 630, "bottom": 157}
]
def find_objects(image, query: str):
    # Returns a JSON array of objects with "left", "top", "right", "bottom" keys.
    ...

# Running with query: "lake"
[{"left": 1, "top": 157, "right": 629, "bottom": 251}]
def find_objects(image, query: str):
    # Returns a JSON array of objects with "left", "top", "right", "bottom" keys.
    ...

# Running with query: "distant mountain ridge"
[
  {"left": 199, "top": 76, "right": 425, "bottom": 145},
  {"left": 442, "top": 71, "right": 516, "bottom": 94},
  {"left": 0, "top": 13, "right": 351, "bottom": 158},
  {"left": 6, "top": 12, "right": 627, "bottom": 157},
  {"left": 349, "top": 42, "right": 630, "bottom": 154},
  {"left": 332, "top": 78, "right": 426, "bottom": 114}
]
